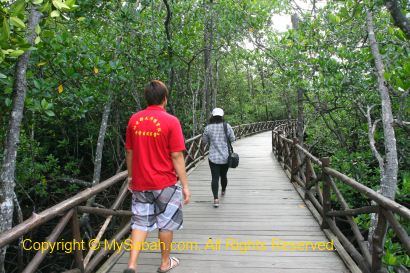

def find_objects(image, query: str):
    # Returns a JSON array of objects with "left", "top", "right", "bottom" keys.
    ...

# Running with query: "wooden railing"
[
  {"left": 272, "top": 122, "right": 410, "bottom": 273},
  {"left": 0, "top": 120, "right": 282, "bottom": 273},
  {"left": 184, "top": 120, "right": 288, "bottom": 170}
]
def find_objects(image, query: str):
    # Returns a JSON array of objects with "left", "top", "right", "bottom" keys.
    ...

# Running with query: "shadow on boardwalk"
[{"left": 107, "top": 132, "right": 350, "bottom": 273}]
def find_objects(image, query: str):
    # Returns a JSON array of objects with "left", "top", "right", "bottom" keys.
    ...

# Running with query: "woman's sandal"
[{"left": 157, "top": 257, "right": 180, "bottom": 273}]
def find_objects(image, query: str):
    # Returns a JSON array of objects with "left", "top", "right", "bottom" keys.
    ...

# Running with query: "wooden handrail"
[
  {"left": 271, "top": 122, "right": 410, "bottom": 273},
  {"left": 0, "top": 171, "right": 127, "bottom": 248},
  {"left": 324, "top": 167, "right": 410, "bottom": 219},
  {"left": 0, "top": 120, "right": 282, "bottom": 273}
]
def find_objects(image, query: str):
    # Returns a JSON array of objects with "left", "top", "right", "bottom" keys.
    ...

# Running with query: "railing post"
[
  {"left": 71, "top": 208, "right": 85, "bottom": 273},
  {"left": 304, "top": 158, "right": 312, "bottom": 199},
  {"left": 278, "top": 130, "right": 284, "bottom": 164},
  {"left": 371, "top": 208, "right": 388, "bottom": 273},
  {"left": 291, "top": 138, "right": 299, "bottom": 184},
  {"left": 321, "top": 157, "right": 331, "bottom": 229},
  {"left": 272, "top": 131, "right": 274, "bottom": 153}
]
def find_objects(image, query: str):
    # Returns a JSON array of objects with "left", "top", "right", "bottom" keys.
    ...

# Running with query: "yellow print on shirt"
[{"left": 134, "top": 116, "right": 161, "bottom": 138}]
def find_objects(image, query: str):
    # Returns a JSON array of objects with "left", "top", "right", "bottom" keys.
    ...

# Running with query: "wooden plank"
[
  {"left": 116, "top": 255, "right": 348, "bottom": 267},
  {"left": 110, "top": 268, "right": 348, "bottom": 273},
  {"left": 104, "top": 132, "right": 350, "bottom": 273}
]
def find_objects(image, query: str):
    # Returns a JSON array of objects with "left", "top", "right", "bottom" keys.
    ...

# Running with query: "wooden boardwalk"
[{"left": 107, "top": 132, "right": 350, "bottom": 273}]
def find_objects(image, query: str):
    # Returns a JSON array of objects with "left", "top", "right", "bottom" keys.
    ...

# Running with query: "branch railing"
[
  {"left": 272, "top": 122, "right": 410, "bottom": 273},
  {"left": 0, "top": 120, "right": 281, "bottom": 273}
]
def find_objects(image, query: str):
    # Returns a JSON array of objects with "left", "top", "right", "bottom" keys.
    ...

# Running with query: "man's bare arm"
[
  {"left": 126, "top": 149, "right": 133, "bottom": 189},
  {"left": 171, "top": 151, "right": 191, "bottom": 204}
]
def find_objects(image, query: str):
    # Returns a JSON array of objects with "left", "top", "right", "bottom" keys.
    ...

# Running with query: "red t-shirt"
[{"left": 125, "top": 105, "right": 186, "bottom": 191}]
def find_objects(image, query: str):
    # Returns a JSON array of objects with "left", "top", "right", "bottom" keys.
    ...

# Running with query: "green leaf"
[
  {"left": 32, "top": 0, "right": 44, "bottom": 4},
  {"left": 403, "top": 62, "right": 410, "bottom": 74},
  {"left": 35, "top": 24, "right": 41, "bottom": 35},
  {"left": 5, "top": 98, "right": 12, "bottom": 107},
  {"left": 35, "top": 36, "right": 41, "bottom": 44},
  {"left": 52, "top": 0, "right": 70, "bottom": 10},
  {"left": 50, "top": 10, "right": 60, "bottom": 18},
  {"left": 0, "top": 72, "right": 7, "bottom": 79},
  {"left": 10, "top": 17, "right": 26, "bottom": 29},
  {"left": 33, "top": 79, "right": 41, "bottom": 89},
  {"left": 385, "top": 252, "right": 397, "bottom": 265},
  {"left": 45, "top": 110, "right": 55, "bottom": 116},
  {"left": 109, "top": 60, "right": 117, "bottom": 69},
  {"left": 40, "top": 1, "right": 52, "bottom": 13},
  {"left": 1, "top": 17, "right": 10, "bottom": 43},
  {"left": 10, "top": 0, "right": 26, "bottom": 16},
  {"left": 65, "top": 0, "right": 75, "bottom": 8},
  {"left": 41, "top": 98, "right": 48, "bottom": 109},
  {"left": 383, "top": 72, "right": 391, "bottom": 81},
  {"left": 9, "top": 49, "right": 25, "bottom": 57},
  {"left": 396, "top": 29, "right": 406, "bottom": 41},
  {"left": 328, "top": 14, "right": 341, "bottom": 24}
]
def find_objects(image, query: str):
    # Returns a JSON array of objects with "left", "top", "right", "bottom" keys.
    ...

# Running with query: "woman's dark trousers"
[{"left": 209, "top": 160, "right": 229, "bottom": 199}]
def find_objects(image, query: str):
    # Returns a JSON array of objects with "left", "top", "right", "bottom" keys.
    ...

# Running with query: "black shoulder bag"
[{"left": 223, "top": 122, "right": 239, "bottom": 168}]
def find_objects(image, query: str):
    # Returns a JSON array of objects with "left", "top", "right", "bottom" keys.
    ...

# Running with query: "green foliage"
[
  {"left": 1, "top": 0, "right": 280, "bottom": 214},
  {"left": 0, "top": 0, "right": 409, "bottom": 271},
  {"left": 15, "top": 132, "right": 82, "bottom": 207},
  {"left": 383, "top": 230, "right": 410, "bottom": 272},
  {"left": 0, "top": 0, "right": 76, "bottom": 65},
  {"left": 354, "top": 214, "right": 370, "bottom": 230}
]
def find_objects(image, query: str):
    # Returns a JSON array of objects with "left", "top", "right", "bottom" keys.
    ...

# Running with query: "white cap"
[{"left": 212, "top": 108, "right": 224, "bottom": 117}]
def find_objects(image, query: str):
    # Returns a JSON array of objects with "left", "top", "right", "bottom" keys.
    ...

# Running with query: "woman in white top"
[{"left": 202, "top": 108, "right": 235, "bottom": 207}]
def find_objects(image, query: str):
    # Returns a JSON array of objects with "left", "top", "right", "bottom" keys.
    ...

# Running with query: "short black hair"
[
  {"left": 144, "top": 80, "right": 169, "bottom": 106},
  {"left": 209, "top": 116, "right": 224, "bottom": 124}
]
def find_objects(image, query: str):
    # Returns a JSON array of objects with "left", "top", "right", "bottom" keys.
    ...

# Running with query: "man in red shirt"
[{"left": 124, "top": 80, "right": 190, "bottom": 273}]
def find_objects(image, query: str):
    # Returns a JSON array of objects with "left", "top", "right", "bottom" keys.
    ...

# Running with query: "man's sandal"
[
  {"left": 123, "top": 269, "right": 136, "bottom": 273},
  {"left": 157, "top": 257, "right": 180, "bottom": 273}
]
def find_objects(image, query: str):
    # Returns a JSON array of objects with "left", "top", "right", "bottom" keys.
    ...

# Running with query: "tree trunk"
[
  {"left": 80, "top": 36, "right": 121, "bottom": 235},
  {"left": 12, "top": 192, "right": 24, "bottom": 272},
  {"left": 284, "top": 91, "right": 292, "bottom": 120},
  {"left": 256, "top": 56, "right": 266, "bottom": 91},
  {"left": 297, "top": 88, "right": 304, "bottom": 144},
  {"left": 291, "top": 14, "right": 304, "bottom": 144},
  {"left": 384, "top": 0, "right": 410, "bottom": 39},
  {"left": 212, "top": 57, "right": 218, "bottom": 110},
  {"left": 81, "top": 95, "right": 113, "bottom": 237},
  {"left": 193, "top": 70, "right": 201, "bottom": 135},
  {"left": 246, "top": 63, "right": 254, "bottom": 97},
  {"left": 0, "top": 7, "right": 42, "bottom": 273},
  {"left": 201, "top": 0, "right": 214, "bottom": 125},
  {"left": 92, "top": 98, "right": 112, "bottom": 184},
  {"left": 162, "top": 0, "right": 176, "bottom": 115},
  {"left": 366, "top": 10, "right": 398, "bottom": 201},
  {"left": 233, "top": 58, "right": 244, "bottom": 122},
  {"left": 246, "top": 63, "right": 257, "bottom": 116},
  {"left": 131, "top": 82, "right": 142, "bottom": 112},
  {"left": 365, "top": 10, "right": 399, "bottom": 257},
  {"left": 115, "top": 105, "right": 121, "bottom": 169}
]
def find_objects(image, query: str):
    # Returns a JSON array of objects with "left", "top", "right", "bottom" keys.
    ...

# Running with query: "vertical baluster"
[
  {"left": 71, "top": 208, "right": 85, "bottom": 272},
  {"left": 278, "top": 131, "right": 283, "bottom": 164},
  {"left": 321, "top": 157, "right": 331, "bottom": 229},
  {"left": 272, "top": 131, "right": 275, "bottom": 153},
  {"left": 304, "top": 158, "right": 312, "bottom": 199},
  {"left": 291, "top": 138, "right": 299, "bottom": 184},
  {"left": 371, "top": 208, "right": 388, "bottom": 273}
]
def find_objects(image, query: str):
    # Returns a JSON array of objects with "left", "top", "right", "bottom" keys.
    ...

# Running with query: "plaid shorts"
[{"left": 131, "top": 184, "right": 183, "bottom": 232}]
